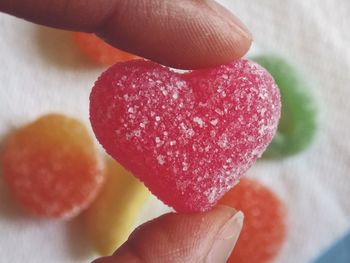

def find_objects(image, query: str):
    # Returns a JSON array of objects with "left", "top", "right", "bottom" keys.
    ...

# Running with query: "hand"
[
  {"left": 0, "top": 0, "right": 252, "bottom": 69},
  {"left": 0, "top": 1, "right": 249, "bottom": 262},
  {"left": 93, "top": 206, "right": 243, "bottom": 263}
]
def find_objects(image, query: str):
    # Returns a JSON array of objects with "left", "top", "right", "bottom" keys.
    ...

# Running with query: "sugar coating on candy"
[
  {"left": 1, "top": 114, "right": 105, "bottom": 219},
  {"left": 219, "top": 178, "right": 287, "bottom": 263},
  {"left": 252, "top": 55, "right": 317, "bottom": 159},
  {"left": 90, "top": 59, "right": 281, "bottom": 212},
  {"left": 72, "top": 32, "right": 139, "bottom": 65}
]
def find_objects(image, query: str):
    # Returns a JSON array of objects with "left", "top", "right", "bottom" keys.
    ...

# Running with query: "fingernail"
[{"left": 206, "top": 211, "right": 244, "bottom": 263}]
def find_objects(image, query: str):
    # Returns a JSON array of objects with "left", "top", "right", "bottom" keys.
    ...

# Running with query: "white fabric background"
[{"left": 0, "top": 1, "right": 349, "bottom": 262}]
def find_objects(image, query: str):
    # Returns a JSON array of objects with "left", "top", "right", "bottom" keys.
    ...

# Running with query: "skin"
[
  {"left": 0, "top": 0, "right": 252, "bottom": 69},
  {"left": 0, "top": 1, "right": 251, "bottom": 261},
  {"left": 93, "top": 206, "right": 241, "bottom": 263}
]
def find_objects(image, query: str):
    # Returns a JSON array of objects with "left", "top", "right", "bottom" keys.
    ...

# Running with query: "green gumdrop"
[{"left": 252, "top": 55, "right": 317, "bottom": 159}]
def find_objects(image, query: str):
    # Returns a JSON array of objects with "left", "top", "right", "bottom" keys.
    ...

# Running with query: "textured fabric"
[{"left": 0, "top": 0, "right": 349, "bottom": 262}]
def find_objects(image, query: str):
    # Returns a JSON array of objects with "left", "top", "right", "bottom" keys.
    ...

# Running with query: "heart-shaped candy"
[{"left": 90, "top": 59, "right": 280, "bottom": 212}]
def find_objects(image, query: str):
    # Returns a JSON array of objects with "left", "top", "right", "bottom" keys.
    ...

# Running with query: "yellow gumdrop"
[{"left": 85, "top": 158, "right": 150, "bottom": 255}]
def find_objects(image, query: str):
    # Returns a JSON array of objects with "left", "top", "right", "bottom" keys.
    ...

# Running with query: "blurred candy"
[
  {"left": 1, "top": 114, "right": 104, "bottom": 219},
  {"left": 252, "top": 55, "right": 317, "bottom": 159},
  {"left": 85, "top": 158, "right": 150, "bottom": 255},
  {"left": 219, "top": 178, "right": 287, "bottom": 263},
  {"left": 90, "top": 59, "right": 281, "bottom": 212},
  {"left": 72, "top": 32, "right": 139, "bottom": 65}
]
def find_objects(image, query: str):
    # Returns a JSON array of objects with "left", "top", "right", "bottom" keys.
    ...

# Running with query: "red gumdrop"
[
  {"left": 72, "top": 32, "right": 139, "bottom": 65},
  {"left": 219, "top": 178, "right": 287, "bottom": 263},
  {"left": 1, "top": 114, "right": 105, "bottom": 219},
  {"left": 90, "top": 59, "right": 281, "bottom": 212}
]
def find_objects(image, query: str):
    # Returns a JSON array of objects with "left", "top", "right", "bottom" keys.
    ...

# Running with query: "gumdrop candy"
[
  {"left": 89, "top": 59, "right": 281, "bottom": 212},
  {"left": 72, "top": 32, "right": 139, "bottom": 65},
  {"left": 252, "top": 55, "right": 317, "bottom": 159},
  {"left": 85, "top": 158, "right": 150, "bottom": 255},
  {"left": 219, "top": 178, "right": 287, "bottom": 263},
  {"left": 1, "top": 114, "right": 105, "bottom": 219}
]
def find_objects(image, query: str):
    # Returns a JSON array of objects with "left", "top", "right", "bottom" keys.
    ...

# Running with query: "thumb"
[{"left": 92, "top": 206, "right": 243, "bottom": 263}]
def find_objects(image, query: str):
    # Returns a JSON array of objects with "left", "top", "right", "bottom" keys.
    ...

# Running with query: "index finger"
[{"left": 0, "top": 0, "right": 252, "bottom": 69}]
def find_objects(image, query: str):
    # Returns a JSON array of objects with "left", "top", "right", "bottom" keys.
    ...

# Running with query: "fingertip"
[
  {"left": 92, "top": 206, "right": 242, "bottom": 263},
  {"left": 98, "top": 0, "right": 252, "bottom": 69},
  {"left": 2, "top": 0, "right": 251, "bottom": 69}
]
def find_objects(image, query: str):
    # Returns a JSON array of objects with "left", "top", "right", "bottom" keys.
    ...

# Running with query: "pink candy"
[{"left": 90, "top": 59, "right": 280, "bottom": 212}]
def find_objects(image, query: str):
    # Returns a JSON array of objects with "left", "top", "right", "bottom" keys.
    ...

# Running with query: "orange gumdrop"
[
  {"left": 72, "top": 32, "right": 139, "bottom": 65},
  {"left": 218, "top": 178, "right": 287, "bottom": 263},
  {"left": 1, "top": 114, "right": 105, "bottom": 219}
]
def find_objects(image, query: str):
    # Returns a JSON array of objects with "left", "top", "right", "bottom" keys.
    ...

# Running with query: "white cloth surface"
[{"left": 0, "top": 1, "right": 350, "bottom": 262}]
